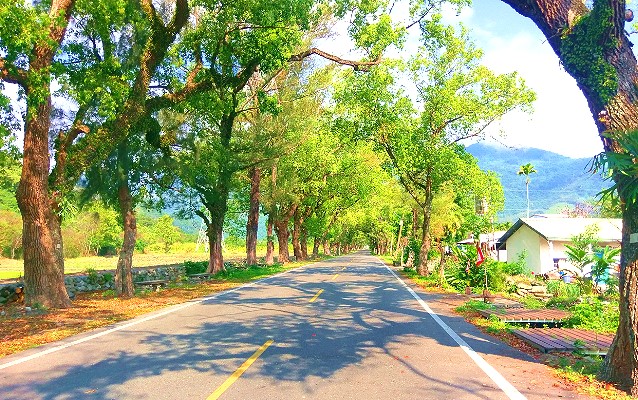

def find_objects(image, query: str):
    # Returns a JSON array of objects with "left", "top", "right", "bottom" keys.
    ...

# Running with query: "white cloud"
[{"left": 466, "top": 7, "right": 603, "bottom": 158}]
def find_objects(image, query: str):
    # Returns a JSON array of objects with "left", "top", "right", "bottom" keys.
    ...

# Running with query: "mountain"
[{"left": 466, "top": 143, "right": 610, "bottom": 222}]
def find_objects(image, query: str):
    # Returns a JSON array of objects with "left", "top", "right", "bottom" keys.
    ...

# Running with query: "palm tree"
[{"left": 518, "top": 163, "right": 537, "bottom": 218}]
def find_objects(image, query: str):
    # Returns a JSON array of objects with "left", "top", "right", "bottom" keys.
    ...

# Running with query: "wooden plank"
[
  {"left": 511, "top": 330, "right": 570, "bottom": 352},
  {"left": 479, "top": 308, "right": 569, "bottom": 323},
  {"left": 514, "top": 330, "right": 571, "bottom": 349},
  {"left": 548, "top": 329, "right": 612, "bottom": 348},
  {"left": 511, "top": 328, "right": 614, "bottom": 354}
]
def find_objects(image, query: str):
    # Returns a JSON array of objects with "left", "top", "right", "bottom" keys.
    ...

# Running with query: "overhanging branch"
[
  {"left": 289, "top": 48, "right": 381, "bottom": 71},
  {"left": 0, "top": 58, "right": 27, "bottom": 87}
]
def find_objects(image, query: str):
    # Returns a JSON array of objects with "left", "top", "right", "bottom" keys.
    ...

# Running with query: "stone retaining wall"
[{"left": 0, "top": 266, "right": 187, "bottom": 304}]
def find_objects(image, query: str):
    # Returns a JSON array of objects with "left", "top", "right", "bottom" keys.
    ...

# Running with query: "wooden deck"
[
  {"left": 511, "top": 328, "right": 614, "bottom": 354},
  {"left": 478, "top": 308, "right": 570, "bottom": 323}
]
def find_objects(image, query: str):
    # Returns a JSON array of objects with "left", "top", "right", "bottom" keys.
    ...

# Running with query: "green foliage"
[
  {"left": 591, "top": 246, "right": 620, "bottom": 287},
  {"left": 86, "top": 205, "right": 123, "bottom": 255},
  {"left": 592, "top": 130, "right": 638, "bottom": 205},
  {"left": 560, "top": 0, "right": 618, "bottom": 106},
  {"left": 518, "top": 296, "right": 545, "bottom": 309},
  {"left": 85, "top": 268, "right": 101, "bottom": 285},
  {"left": 84, "top": 268, "right": 112, "bottom": 285},
  {"left": 0, "top": 209, "right": 21, "bottom": 258},
  {"left": 550, "top": 356, "right": 602, "bottom": 378},
  {"left": 564, "top": 297, "right": 619, "bottom": 333},
  {"left": 213, "top": 263, "right": 285, "bottom": 281},
  {"left": 445, "top": 251, "right": 507, "bottom": 292},
  {"left": 334, "top": 24, "right": 531, "bottom": 254},
  {"left": 546, "top": 296, "right": 581, "bottom": 310},
  {"left": 183, "top": 260, "right": 208, "bottom": 275},
  {"left": 455, "top": 299, "right": 493, "bottom": 313},
  {"left": 151, "top": 215, "right": 182, "bottom": 253},
  {"left": 486, "top": 314, "right": 511, "bottom": 335},
  {"left": 502, "top": 257, "right": 527, "bottom": 276},
  {"left": 604, "top": 275, "right": 620, "bottom": 298},
  {"left": 564, "top": 224, "right": 599, "bottom": 275},
  {"left": 546, "top": 280, "right": 582, "bottom": 298},
  {"left": 517, "top": 163, "right": 537, "bottom": 181}
]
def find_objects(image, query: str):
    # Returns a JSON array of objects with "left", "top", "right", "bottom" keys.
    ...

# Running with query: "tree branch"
[
  {"left": 0, "top": 58, "right": 27, "bottom": 86},
  {"left": 289, "top": 47, "right": 381, "bottom": 71}
]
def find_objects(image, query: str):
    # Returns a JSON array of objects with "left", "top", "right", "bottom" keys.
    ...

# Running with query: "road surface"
[{"left": 0, "top": 252, "right": 586, "bottom": 399}]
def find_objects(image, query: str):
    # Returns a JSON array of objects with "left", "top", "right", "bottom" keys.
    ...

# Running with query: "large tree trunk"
[
  {"left": 246, "top": 167, "right": 261, "bottom": 265},
  {"left": 13, "top": 0, "right": 77, "bottom": 309},
  {"left": 17, "top": 117, "right": 70, "bottom": 308},
  {"left": 323, "top": 239, "right": 331, "bottom": 255},
  {"left": 292, "top": 210, "right": 303, "bottom": 260},
  {"left": 300, "top": 227, "right": 308, "bottom": 260},
  {"left": 114, "top": 142, "right": 135, "bottom": 297},
  {"left": 500, "top": 0, "right": 638, "bottom": 393},
  {"left": 275, "top": 219, "right": 291, "bottom": 263},
  {"left": 265, "top": 213, "right": 275, "bottom": 265},
  {"left": 207, "top": 223, "right": 224, "bottom": 273},
  {"left": 115, "top": 181, "right": 135, "bottom": 297},
  {"left": 312, "top": 236, "right": 320, "bottom": 258},
  {"left": 205, "top": 188, "right": 229, "bottom": 274},
  {"left": 274, "top": 204, "right": 297, "bottom": 263},
  {"left": 17, "top": 81, "right": 69, "bottom": 309},
  {"left": 205, "top": 112, "right": 235, "bottom": 274},
  {"left": 417, "top": 178, "right": 434, "bottom": 276},
  {"left": 601, "top": 200, "right": 638, "bottom": 391}
]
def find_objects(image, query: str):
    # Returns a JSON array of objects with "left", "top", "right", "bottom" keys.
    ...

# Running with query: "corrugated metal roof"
[{"left": 498, "top": 216, "right": 622, "bottom": 247}]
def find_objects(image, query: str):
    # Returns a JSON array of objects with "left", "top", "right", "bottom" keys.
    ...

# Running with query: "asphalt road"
[{"left": 0, "top": 252, "right": 587, "bottom": 399}]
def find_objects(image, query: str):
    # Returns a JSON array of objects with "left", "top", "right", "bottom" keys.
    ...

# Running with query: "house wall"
[
  {"left": 508, "top": 234, "right": 622, "bottom": 276},
  {"left": 506, "top": 225, "right": 542, "bottom": 274}
]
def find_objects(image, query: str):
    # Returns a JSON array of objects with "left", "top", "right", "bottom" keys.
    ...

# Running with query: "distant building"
[
  {"left": 496, "top": 216, "right": 622, "bottom": 274},
  {"left": 457, "top": 231, "right": 507, "bottom": 261}
]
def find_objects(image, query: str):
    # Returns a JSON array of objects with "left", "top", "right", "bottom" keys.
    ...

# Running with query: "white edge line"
[
  {"left": 0, "top": 267, "right": 298, "bottom": 371},
  {"left": 381, "top": 261, "right": 527, "bottom": 400}
]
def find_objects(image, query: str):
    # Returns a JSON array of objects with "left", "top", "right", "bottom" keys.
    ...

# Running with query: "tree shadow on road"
[{"left": 1, "top": 255, "right": 541, "bottom": 399}]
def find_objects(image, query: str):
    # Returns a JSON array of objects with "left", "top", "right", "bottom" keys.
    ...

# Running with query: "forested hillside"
[{"left": 467, "top": 143, "right": 610, "bottom": 221}]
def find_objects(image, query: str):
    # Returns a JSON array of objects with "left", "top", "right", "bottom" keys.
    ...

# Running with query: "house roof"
[{"left": 497, "top": 217, "right": 622, "bottom": 248}]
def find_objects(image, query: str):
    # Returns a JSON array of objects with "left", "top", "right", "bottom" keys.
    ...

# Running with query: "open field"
[{"left": 0, "top": 244, "right": 271, "bottom": 280}]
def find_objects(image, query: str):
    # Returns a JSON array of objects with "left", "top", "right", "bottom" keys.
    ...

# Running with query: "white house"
[{"left": 497, "top": 216, "right": 622, "bottom": 274}]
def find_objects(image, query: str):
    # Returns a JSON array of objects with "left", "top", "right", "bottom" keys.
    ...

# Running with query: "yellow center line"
[
  {"left": 341, "top": 267, "right": 346, "bottom": 271},
  {"left": 207, "top": 339, "right": 274, "bottom": 400},
  {"left": 309, "top": 289, "right": 324, "bottom": 303},
  {"left": 330, "top": 274, "right": 339, "bottom": 281}
]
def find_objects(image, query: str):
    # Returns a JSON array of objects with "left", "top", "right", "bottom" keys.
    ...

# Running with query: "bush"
[
  {"left": 502, "top": 250, "right": 528, "bottom": 276},
  {"left": 546, "top": 296, "right": 580, "bottom": 310},
  {"left": 546, "top": 280, "right": 582, "bottom": 298},
  {"left": 502, "top": 260, "right": 526, "bottom": 276},
  {"left": 486, "top": 314, "right": 511, "bottom": 335},
  {"left": 564, "top": 297, "right": 619, "bottom": 333},
  {"left": 184, "top": 260, "right": 207, "bottom": 275},
  {"left": 403, "top": 238, "right": 421, "bottom": 266},
  {"left": 604, "top": 276, "right": 620, "bottom": 299},
  {"left": 445, "top": 258, "right": 507, "bottom": 292},
  {"left": 85, "top": 268, "right": 102, "bottom": 285},
  {"left": 518, "top": 296, "right": 545, "bottom": 309}
]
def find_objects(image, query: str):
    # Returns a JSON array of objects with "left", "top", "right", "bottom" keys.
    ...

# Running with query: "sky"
[
  {"left": 462, "top": 0, "right": 603, "bottom": 158},
  {"left": 320, "top": 0, "right": 605, "bottom": 159}
]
